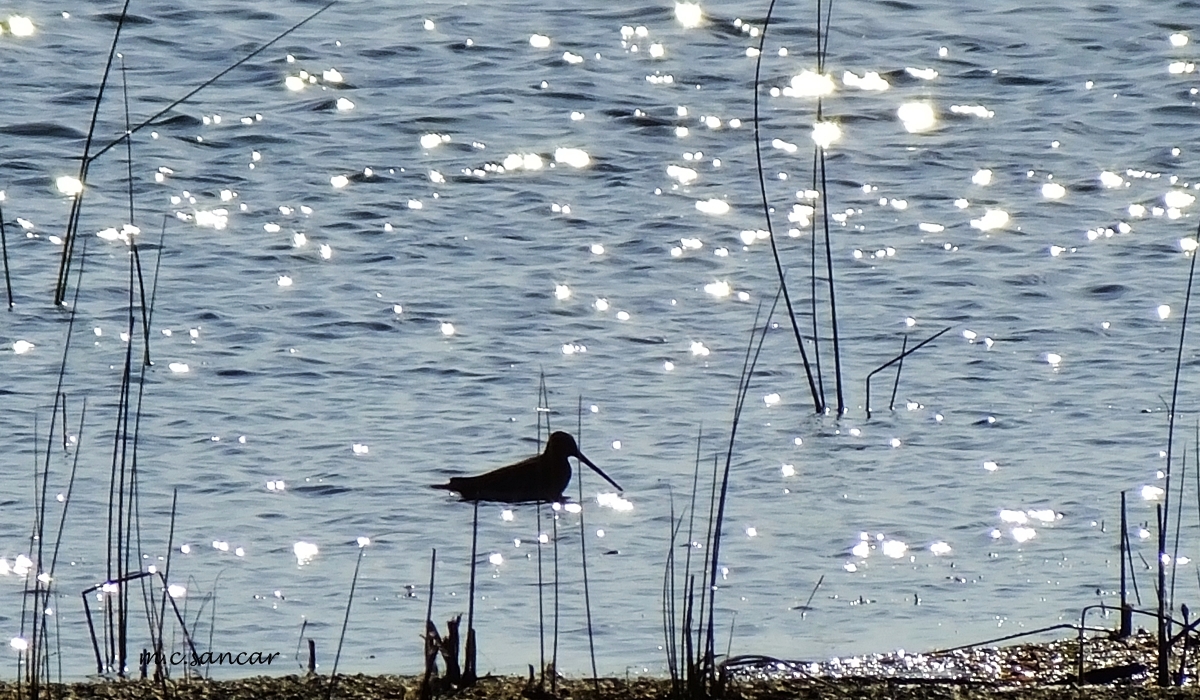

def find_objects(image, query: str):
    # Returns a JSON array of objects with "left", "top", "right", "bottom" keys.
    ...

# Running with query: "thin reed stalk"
[
  {"left": 705, "top": 291, "right": 781, "bottom": 680},
  {"left": 536, "top": 501, "right": 546, "bottom": 688},
  {"left": 695, "top": 453, "right": 718, "bottom": 681},
  {"left": 420, "top": 549, "right": 437, "bottom": 700},
  {"left": 1159, "top": 218, "right": 1200, "bottom": 685},
  {"left": 751, "top": 0, "right": 822, "bottom": 414},
  {"left": 576, "top": 398, "right": 599, "bottom": 691},
  {"left": 328, "top": 544, "right": 366, "bottom": 700},
  {"left": 463, "top": 501, "right": 479, "bottom": 685},
  {"left": 817, "top": 150, "right": 844, "bottom": 414},
  {"left": 53, "top": 0, "right": 131, "bottom": 304},
  {"left": 155, "top": 490, "right": 178, "bottom": 681},
  {"left": 0, "top": 195, "right": 12, "bottom": 309},
  {"left": 56, "top": 2, "right": 337, "bottom": 303},
  {"left": 1170, "top": 442, "right": 1188, "bottom": 624},
  {"left": 808, "top": 153, "right": 824, "bottom": 407}
]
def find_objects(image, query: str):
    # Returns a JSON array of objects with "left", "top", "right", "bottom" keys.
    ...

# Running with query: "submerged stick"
[
  {"left": 889, "top": 336, "right": 908, "bottom": 411},
  {"left": 865, "top": 327, "right": 952, "bottom": 418}
]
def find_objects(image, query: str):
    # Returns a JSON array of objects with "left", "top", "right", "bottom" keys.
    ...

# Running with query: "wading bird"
[{"left": 432, "top": 431, "right": 621, "bottom": 503}]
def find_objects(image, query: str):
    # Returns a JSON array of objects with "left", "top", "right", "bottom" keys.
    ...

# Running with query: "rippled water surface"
[{"left": 2, "top": 0, "right": 1200, "bottom": 681}]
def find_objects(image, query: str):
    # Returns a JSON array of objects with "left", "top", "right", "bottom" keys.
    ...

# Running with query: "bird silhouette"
[{"left": 432, "top": 431, "right": 620, "bottom": 503}]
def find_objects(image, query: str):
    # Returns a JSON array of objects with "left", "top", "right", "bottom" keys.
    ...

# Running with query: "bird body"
[{"left": 432, "top": 431, "right": 620, "bottom": 503}]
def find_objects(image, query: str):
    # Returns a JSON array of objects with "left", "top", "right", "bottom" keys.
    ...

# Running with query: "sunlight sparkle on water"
[
  {"left": 277, "top": 276, "right": 293, "bottom": 287},
  {"left": 905, "top": 67, "right": 938, "bottom": 80},
  {"left": 972, "top": 169, "right": 992, "bottom": 186},
  {"left": 811, "top": 122, "right": 841, "bottom": 148},
  {"left": 555, "top": 284, "right": 571, "bottom": 300},
  {"left": 293, "top": 542, "right": 319, "bottom": 565},
  {"left": 783, "top": 71, "right": 834, "bottom": 98},
  {"left": 336, "top": 98, "right": 354, "bottom": 111},
  {"left": 55, "top": 176, "right": 82, "bottom": 196},
  {"left": 674, "top": 2, "right": 702, "bottom": 28},
  {"left": 882, "top": 540, "right": 907, "bottom": 558},
  {"left": 970, "top": 209, "right": 1009, "bottom": 231},
  {"left": 1045, "top": 353, "right": 1061, "bottom": 367},
  {"left": 1171, "top": 33, "right": 1189, "bottom": 47},
  {"left": 668, "top": 165, "right": 698, "bottom": 184},
  {"left": 898, "top": 102, "right": 936, "bottom": 133},
  {"left": 441, "top": 323, "right": 456, "bottom": 336},
  {"left": 1041, "top": 182, "right": 1066, "bottom": 199},
  {"left": 704, "top": 280, "right": 731, "bottom": 298},
  {"left": 1142, "top": 485, "right": 1164, "bottom": 500},
  {"left": 1165, "top": 190, "right": 1195, "bottom": 208},
  {"left": 530, "top": 34, "right": 551, "bottom": 48},
  {"left": 12, "top": 340, "right": 34, "bottom": 355},
  {"left": 950, "top": 105, "right": 994, "bottom": 118},
  {"left": 555, "top": 148, "right": 590, "bottom": 168},
  {"left": 168, "top": 363, "right": 189, "bottom": 373},
  {"left": 597, "top": 493, "right": 633, "bottom": 511},
  {"left": 696, "top": 199, "right": 729, "bottom": 215},
  {"left": 330, "top": 175, "right": 349, "bottom": 188},
  {"left": 1011, "top": 527, "right": 1036, "bottom": 543},
  {"left": 502, "top": 153, "right": 544, "bottom": 171},
  {"left": 8, "top": 16, "right": 34, "bottom": 36},
  {"left": 842, "top": 70, "right": 888, "bottom": 90},
  {"left": 285, "top": 76, "right": 305, "bottom": 91},
  {"left": 1159, "top": 305, "right": 1171, "bottom": 320},
  {"left": 763, "top": 393, "right": 781, "bottom": 406},
  {"left": 1100, "top": 171, "right": 1124, "bottom": 188},
  {"left": 489, "top": 553, "right": 504, "bottom": 565},
  {"left": 420, "top": 133, "right": 450, "bottom": 149},
  {"left": 929, "top": 542, "right": 952, "bottom": 556}
]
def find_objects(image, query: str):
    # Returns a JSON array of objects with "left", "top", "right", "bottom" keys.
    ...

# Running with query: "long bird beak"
[{"left": 574, "top": 451, "right": 623, "bottom": 492}]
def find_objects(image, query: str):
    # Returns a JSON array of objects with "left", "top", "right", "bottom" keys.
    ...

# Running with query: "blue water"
[{"left": 1, "top": 0, "right": 1199, "bottom": 681}]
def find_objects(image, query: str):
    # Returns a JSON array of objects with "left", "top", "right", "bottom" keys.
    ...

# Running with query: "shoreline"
[
  {"left": 0, "top": 672, "right": 1190, "bottom": 700},
  {"left": 6, "top": 629, "right": 1194, "bottom": 699}
]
